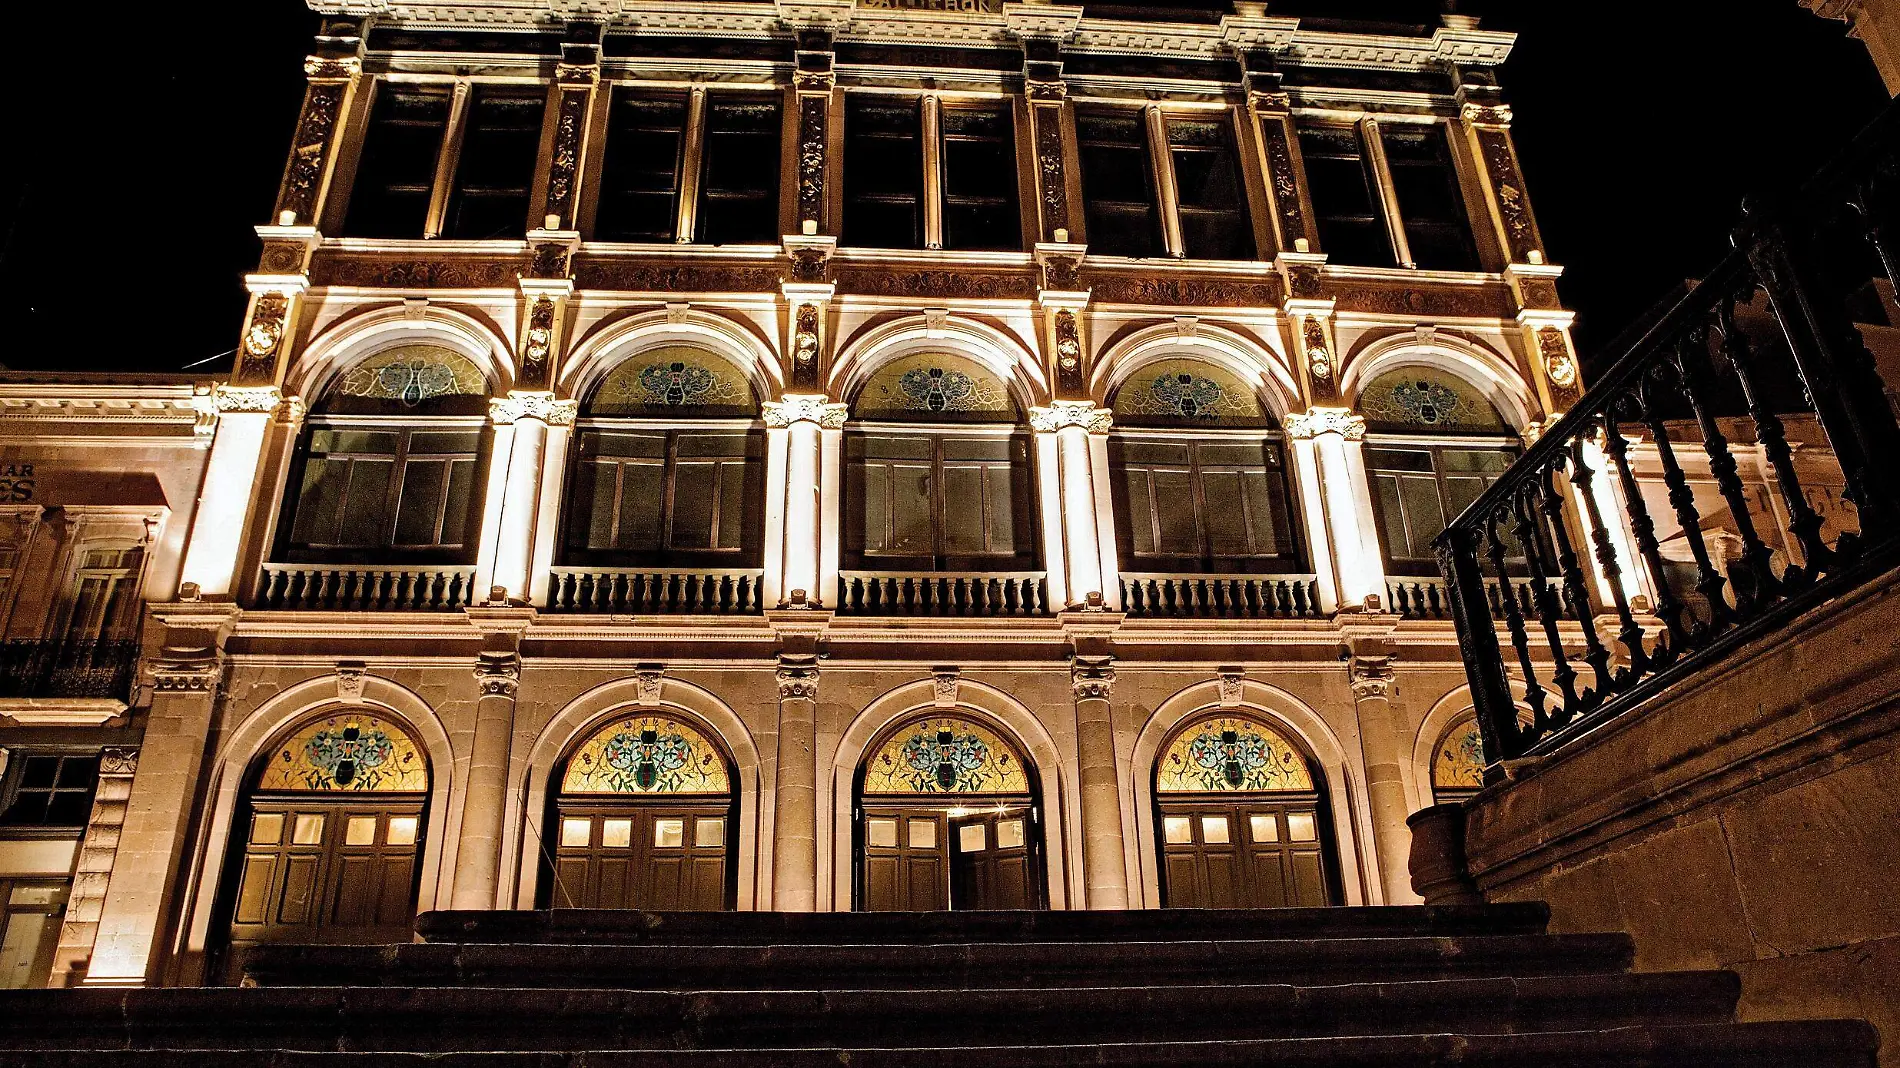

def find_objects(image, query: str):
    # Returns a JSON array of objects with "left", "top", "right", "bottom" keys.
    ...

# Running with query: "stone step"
[
  {"left": 0, "top": 1021, "right": 1878, "bottom": 1068},
  {"left": 0, "top": 973, "right": 1739, "bottom": 1053},
  {"left": 413, "top": 903, "right": 1552, "bottom": 946},
  {"left": 241, "top": 931, "right": 1636, "bottom": 989}
]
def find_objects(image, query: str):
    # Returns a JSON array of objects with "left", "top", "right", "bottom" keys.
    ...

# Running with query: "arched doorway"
[
  {"left": 1154, "top": 712, "right": 1341, "bottom": 908},
  {"left": 545, "top": 712, "right": 735, "bottom": 911},
  {"left": 218, "top": 711, "right": 429, "bottom": 980},
  {"left": 856, "top": 714, "right": 1043, "bottom": 911}
]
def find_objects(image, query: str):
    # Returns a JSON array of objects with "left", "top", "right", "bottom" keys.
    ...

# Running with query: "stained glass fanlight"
[
  {"left": 853, "top": 353, "right": 1016, "bottom": 420},
  {"left": 1358, "top": 365, "right": 1510, "bottom": 434},
  {"left": 586, "top": 345, "right": 758, "bottom": 418},
  {"left": 1110, "top": 357, "right": 1272, "bottom": 427},
  {"left": 319, "top": 344, "right": 490, "bottom": 416},
  {"left": 861, "top": 716, "right": 1032, "bottom": 795},
  {"left": 562, "top": 714, "right": 732, "bottom": 795},
  {"left": 1155, "top": 714, "right": 1315, "bottom": 794},
  {"left": 1432, "top": 718, "right": 1486, "bottom": 791},
  {"left": 256, "top": 713, "right": 429, "bottom": 793}
]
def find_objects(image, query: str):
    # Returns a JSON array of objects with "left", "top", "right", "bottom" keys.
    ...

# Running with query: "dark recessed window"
[
  {"left": 843, "top": 96, "right": 925, "bottom": 249},
  {"left": 1110, "top": 438, "right": 1300, "bottom": 572},
  {"left": 1077, "top": 109, "right": 1162, "bottom": 258},
  {"left": 441, "top": 87, "right": 545, "bottom": 240},
  {"left": 0, "top": 754, "right": 99, "bottom": 827},
  {"left": 1381, "top": 123, "right": 1479, "bottom": 272},
  {"left": 1166, "top": 116, "right": 1254, "bottom": 261},
  {"left": 698, "top": 96, "right": 783, "bottom": 245},
  {"left": 596, "top": 92, "right": 689, "bottom": 243},
  {"left": 1365, "top": 445, "right": 1516, "bottom": 575},
  {"left": 345, "top": 86, "right": 452, "bottom": 238},
  {"left": 940, "top": 105, "right": 1021, "bottom": 251},
  {"left": 565, "top": 429, "right": 764, "bottom": 565},
  {"left": 845, "top": 433, "right": 1034, "bottom": 570},
  {"left": 1298, "top": 124, "right": 1394, "bottom": 268},
  {"left": 285, "top": 427, "right": 485, "bottom": 561}
]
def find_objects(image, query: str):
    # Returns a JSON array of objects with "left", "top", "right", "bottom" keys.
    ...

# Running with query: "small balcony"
[
  {"left": 0, "top": 638, "right": 139, "bottom": 701},
  {"left": 1119, "top": 572, "right": 1323, "bottom": 619},
  {"left": 837, "top": 571, "right": 1049, "bottom": 617},
  {"left": 546, "top": 567, "right": 764, "bottom": 614},
  {"left": 253, "top": 564, "right": 477, "bottom": 612},
  {"left": 1386, "top": 576, "right": 1549, "bottom": 622}
]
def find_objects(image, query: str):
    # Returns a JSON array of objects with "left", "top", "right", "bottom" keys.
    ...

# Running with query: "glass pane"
[
  {"left": 1249, "top": 814, "right": 1279, "bottom": 843},
  {"left": 55, "top": 758, "right": 97, "bottom": 789},
  {"left": 289, "top": 459, "right": 348, "bottom": 546},
  {"left": 1122, "top": 468, "right": 1156, "bottom": 556},
  {"left": 597, "top": 92, "right": 688, "bottom": 243},
  {"left": 444, "top": 87, "right": 543, "bottom": 240},
  {"left": 1286, "top": 811, "right": 1318, "bottom": 842},
  {"left": 0, "top": 911, "right": 53, "bottom": 990},
  {"left": 1202, "top": 471, "right": 1251, "bottom": 555},
  {"left": 440, "top": 459, "right": 476, "bottom": 548},
  {"left": 561, "top": 818, "right": 591, "bottom": 848},
  {"left": 889, "top": 463, "right": 934, "bottom": 554},
  {"left": 995, "top": 819, "right": 1025, "bottom": 849},
  {"left": 985, "top": 466, "right": 1017, "bottom": 556},
  {"left": 19, "top": 758, "right": 56, "bottom": 789},
  {"left": 670, "top": 461, "right": 718, "bottom": 550},
  {"left": 699, "top": 95, "right": 783, "bottom": 246},
  {"left": 907, "top": 818, "right": 937, "bottom": 850},
  {"left": 1396, "top": 475, "right": 1448, "bottom": 557},
  {"left": 1154, "top": 470, "right": 1199, "bottom": 555},
  {"left": 716, "top": 461, "right": 748, "bottom": 550},
  {"left": 250, "top": 812, "right": 284, "bottom": 845},
  {"left": 654, "top": 817, "right": 685, "bottom": 848},
  {"left": 386, "top": 816, "right": 418, "bottom": 846},
  {"left": 409, "top": 431, "right": 479, "bottom": 455},
  {"left": 338, "top": 459, "right": 394, "bottom": 545},
  {"left": 695, "top": 817, "right": 725, "bottom": 848},
  {"left": 345, "top": 816, "right": 377, "bottom": 846},
  {"left": 345, "top": 86, "right": 451, "bottom": 239},
  {"left": 1200, "top": 815, "right": 1231, "bottom": 845},
  {"left": 867, "top": 818, "right": 899, "bottom": 849},
  {"left": 7, "top": 885, "right": 62, "bottom": 907},
  {"left": 392, "top": 459, "right": 447, "bottom": 545},
  {"left": 617, "top": 462, "right": 666, "bottom": 551},
  {"left": 843, "top": 96, "right": 924, "bottom": 249},
  {"left": 43, "top": 792, "right": 90, "bottom": 827},
  {"left": 292, "top": 814, "right": 325, "bottom": 845},
  {"left": 601, "top": 818, "right": 633, "bottom": 848},
  {"left": 1163, "top": 815, "right": 1193, "bottom": 844},
  {"left": 1242, "top": 471, "right": 1290, "bottom": 558},
  {"left": 958, "top": 823, "right": 987, "bottom": 853},
  {"left": 940, "top": 466, "right": 985, "bottom": 554}
]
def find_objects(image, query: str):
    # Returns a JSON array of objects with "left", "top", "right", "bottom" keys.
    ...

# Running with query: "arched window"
[
  {"left": 547, "top": 711, "right": 735, "bottom": 911},
  {"left": 562, "top": 346, "right": 763, "bottom": 567},
  {"left": 277, "top": 345, "right": 492, "bottom": 563},
  {"left": 1431, "top": 717, "right": 1486, "bottom": 805},
  {"left": 855, "top": 714, "right": 1043, "bottom": 911},
  {"left": 219, "top": 711, "right": 429, "bottom": 981},
  {"left": 1108, "top": 358, "right": 1303, "bottom": 574},
  {"left": 1153, "top": 712, "right": 1340, "bottom": 908},
  {"left": 1358, "top": 364, "right": 1518, "bottom": 577},
  {"left": 844, "top": 353, "right": 1035, "bottom": 573}
]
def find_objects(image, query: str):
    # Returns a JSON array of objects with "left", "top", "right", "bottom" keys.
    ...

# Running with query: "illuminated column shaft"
[
  {"left": 481, "top": 394, "right": 574, "bottom": 604},
  {"left": 1031, "top": 402, "right": 1117, "bottom": 609},
  {"left": 772, "top": 659, "right": 820, "bottom": 911},
  {"left": 1291, "top": 410, "right": 1382, "bottom": 610},
  {"left": 452, "top": 653, "right": 520, "bottom": 910},
  {"left": 1348, "top": 657, "right": 1417, "bottom": 904},
  {"left": 1286, "top": 436, "right": 1341, "bottom": 614},
  {"left": 1072, "top": 659, "right": 1129, "bottom": 909},
  {"left": 763, "top": 397, "right": 847, "bottom": 607},
  {"left": 177, "top": 389, "right": 282, "bottom": 599}
]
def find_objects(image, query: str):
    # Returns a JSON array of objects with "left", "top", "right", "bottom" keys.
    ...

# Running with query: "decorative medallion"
[
  {"left": 1156, "top": 715, "right": 1313, "bottom": 794},
  {"left": 1432, "top": 719, "right": 1486, "bottom": 791},
  {"left": 588, "top": 345, "right": 754, "bottom": 417},
  {"left": 332, "top": 345, "right": 487, "bottom": 410},
  {"left": 1537, "top": 327, "right": 1577, "bottom": 389},
  {"left": 256, "top": 714, "right": 428, "bottom": 793},
  {"left": 520, "top": 295, "right": 556, "bottom": 385},
  {"left": 562, "top": 715, "right": 730, "bottom": 795},
  {"left": 856, "top": 353, "right": 1012, "bottom": 419},
  {"left": 238, "top": 292, "right": 290, "bottom": 383},
  {"left": 1359, "top": 367, "right": 1509, "bottom": 433},
  {"left": 862, "top": 716, "right": 1031, "bottom": 796},
  {"left": 1302, "top": 317, "right": 1333, "bottom": 381},
  {"left": 1110, "top": 358, "right": 1268, "bottom": 426},
  {"left": 794, "top": 303, "right": 821, "bottom": 381}
]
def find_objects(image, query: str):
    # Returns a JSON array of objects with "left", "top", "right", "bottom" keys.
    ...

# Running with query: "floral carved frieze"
[
  {"left": 276, "top": 81, "right": 346, "bottom": 224},
  {"left": 833, "top": 268, "right": 1038, "bottom": 301},
  {"left": 575, "top": 261, "right": 783, "bottom": 294},
  {"left": 1090, "top": 275, "right": 1282, "bottom": 309},
  {"left": 313, "top": 255, "right": 523, "bottom": 289}
]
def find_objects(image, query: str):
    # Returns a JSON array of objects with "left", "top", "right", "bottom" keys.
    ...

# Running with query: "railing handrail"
[
  {"left": 839, "top": 568, "right": 1048, "bottom": 579},
  {"left": 261, "top": 562, "right": 477, "bottom": 575},
  {"left": 550, "top": 564, "right": 762, "bottom": 577},
  {"left": 1119, "top": 569, "right": 1317, "bottom": 581}
]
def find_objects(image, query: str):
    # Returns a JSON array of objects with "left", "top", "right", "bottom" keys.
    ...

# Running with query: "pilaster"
[
  {"left": 1029, "top": 400, "right": 1116, "bottom": 609},
  {"left": 1007, "top": 6, "right": 1082, "bottom": 243},
  {"left": 1287, "top": 408, "right": 1379, "bottom": 612},
  {"left": 50, "top": 747, "right": 139, "bottom": 986},
  {"left": 453, "top": 606, "right": 535, "bottom": 910},
  {"left": 762, "top": 395, "right": 848, "bottom": 609},
  {"left": 478, "top": 393, "right": 576, "bottom": 606},
  {"left": 1069, "top": 651, "right": 1129, "bottom": 909},
  {"left": 1340, "top": 615, "right": 1415, "bottom": 905},
  {"left": 769, "top": 614, "right": 827, "bottom": 910}
]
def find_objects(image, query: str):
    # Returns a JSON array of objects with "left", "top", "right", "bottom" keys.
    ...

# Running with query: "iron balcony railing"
[
  {"left": 1436, "top": 96, "right": 1900, "bottom": 774},
  {"left": 0, "top": 638, "right": 139, "bottom": 700}
]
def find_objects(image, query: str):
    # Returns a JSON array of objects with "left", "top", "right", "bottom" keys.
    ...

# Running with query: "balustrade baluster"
[
  {"left": 1436, "top": 524, "right": 1523, "bottom": 764},
  {"left": 1567, "top": 433, "right": 1650, "bottom": 689},
  {"left": 1601, "top": 399, "right": 1690, "bottom": 659},
  {"left": 1484, "top": 505, "right": 1549, "bottom": 725},
  {"left": 1513, "top": 483, "right": 1581, "bottom": 724},
  {"left": 1640, "top": 369, "right": 1733, "bottom": 635},
  {"left": 1541, "top": 461, "right": 1614, "bottom": 703},
  {"left": 1676, "top": 322, "right": 1780, "bottom": 616}
]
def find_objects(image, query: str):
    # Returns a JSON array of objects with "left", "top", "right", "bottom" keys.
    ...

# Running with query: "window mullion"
[
  {"left": 676, "top": 87, "right": 708, "bottom": 244},
  {"left": 1189, "top": 446, "right": 1213, "bottom": 566},
  {"left": 382, "top": 431, "right": 413, "bottom": 549},
  {"left": 931, "top": 438, "right": 947, "bottom": 567},
  {"left": 1146, "top": 106, "right": 1185, "bottom": 258},
  {"left": 1359, "top": 117, "right": 1414, "bottom": 269},
  {"left": 424, "top": 80, "right": 474, "bottom": 239},
  {"left": 661, "top": 431, "right": 682, "bottom": 553},
  {"left": 922, "top": 95, "right": 944, "bottom": 250}
]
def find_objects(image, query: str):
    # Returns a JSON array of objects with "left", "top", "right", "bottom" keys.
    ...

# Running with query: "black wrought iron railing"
[
  {"left": 0, "top": 638, "right": 139, "bottom": 700},
  {"left": 1437, "top": 96, "right": 1900, "bottom": 771}
]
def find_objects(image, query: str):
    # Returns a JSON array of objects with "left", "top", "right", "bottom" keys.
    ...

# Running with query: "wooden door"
[
  {"left": 1158, "top": 797, "right": 1334, "bottom": 908},
  {"left": 550, "top": 803, "right": 730, "bottom": 911},
  {"left": 949, "top": 812, "right": 1034, "bottom": 910},
  {"left": 860, "top": 809, "right": 947, "bottom": 911},
  {"left": 225, "top": 797, "right": 423, "bottom": 978}
]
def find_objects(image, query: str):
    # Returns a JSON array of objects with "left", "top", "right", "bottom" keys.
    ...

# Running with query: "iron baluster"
[
  {"left": 1482, "top": 502, "right": 1548, "bottom": 726},
  {"left": 1513, "top": 482, "right": 1580, "bottom": 726},
  {"left": 1539, "top": 460, "right": 1613, "bottom": 704},
  {"left": 1568, "top": 433, "right": 1649, "bottom": 689},
  {"left": 1674, "top": 322, "right": 1779, "bottom": 616},
  {"left": 1436, "top": 524, "right": 1522, "bottom": 766},
  {"left": 1639, "top": 368, "right": 1733, "bottom": 635},
  {"left": 1601, "top": 399, "right": 1689, "bottom": 663}
]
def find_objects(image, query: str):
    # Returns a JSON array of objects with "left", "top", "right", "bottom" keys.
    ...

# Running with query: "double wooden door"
[
  {"left": 1158, "top": 796, "right": 1335, "bottom": 909},
  {"left": 224, "top": 796, "right": 424, "bottom": 978},
  {"left": 861, "top": 806, "right": 1038, "bottom": 911},
  {"left": 550, "top": 801, "right": 731, "bottom": 911}
]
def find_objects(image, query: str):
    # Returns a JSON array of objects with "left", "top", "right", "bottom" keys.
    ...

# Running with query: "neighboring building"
[{"left": 0, "top": 0, "right": 1730, "bottom": 989}]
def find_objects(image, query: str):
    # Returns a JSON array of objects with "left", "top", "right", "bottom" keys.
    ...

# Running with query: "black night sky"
[{"left": 0, "top": 1, "right": 1884, "bottom": 377}]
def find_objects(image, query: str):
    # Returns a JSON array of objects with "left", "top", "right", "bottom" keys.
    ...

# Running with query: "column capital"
[
  {"left": 211, "top": 384, "right": 284, "bottom": 415},
  {"left": 474, "top": 651, "right": 521, "bottom": 698},
  {"left": 776, "top": 656, "right": 820, "bottom": 701},
  {"left": 1285, "top": 407, "right": 1365, "bottom": 441},
  {"left": 489, "top": 391, "right": 577, "bottom": 426},
  {"left": 1030, "top": 400, "right": 1111, "bottom": 434},
  {"left": 1071, "top": 655, "right": 1116, "bottom": 700},
  {"left": 1348, "top": 654, "right": 1397, "bottom": 699},
  {"left": 763, "top": 394, "right": 849, "bottom": 429}
]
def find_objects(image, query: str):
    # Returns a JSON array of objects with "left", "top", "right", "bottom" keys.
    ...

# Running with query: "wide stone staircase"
[{"left": 0, "top": 904, "right": 1878, "bottom": 1066}]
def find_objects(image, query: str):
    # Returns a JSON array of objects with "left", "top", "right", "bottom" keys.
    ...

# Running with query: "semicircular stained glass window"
[
  {"left": 319, "top": 344, "right": 491, "bottom": 416},
  {"left": 861, "top": 716, "right": 1032, "bottom": 795},
  {"left": 255, "top": 713, "right": 429, "bottom": 793},
  {"left": 854, "top": 353, "right": 1016, "bottom": 421},
  {"left": 1432, "top": 718, "right": 1485, "bottom": 791},
  {"left": 1155, "top": 714, "right": 1314, "bottom": 794},
  {"left": 1111, "top": 358, "right": 1272, "bottom": 427},
  {"left": 1359, "top": 365, "right": 1510, "bottom": 434},
  {"left": 586, "top": 345, "right": 758, "bottom": 418},
  {"left": 561, "top": 713, "right": 732, "bottom": 795}
]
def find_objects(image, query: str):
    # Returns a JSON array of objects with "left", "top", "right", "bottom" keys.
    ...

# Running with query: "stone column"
[
  {"left": 1345, "top": 639, "right": 1417, "bottom": 905},
  {"left": 176, "top": 387, "right": 289, "bottom": 600},
  {"left": 1288, "top": 409, "right": 1383, "bottom": 611},
  {"left": 86, "top": 606, "right": 236, "bottom": 985},
  {"left": 762, "top": 396, "right": 848, "bottom": 609},
  {"left": 452, "top": 609, "right": 532, "bottom": 910},
  {"left": 1030, "top": 402, "right": 1116, "bottom": 610},
  {"left": 479, "top": 394, "right": 575, "bottom": 605},
  {"left": 50, "top": 747, "right": 139, "bottom": 986},
  {"left": 1071, "top": 655, "right": 1129, "bottom": 909},
  {"left": 772, "top": 654, "right": 821, "bottom": 911}
]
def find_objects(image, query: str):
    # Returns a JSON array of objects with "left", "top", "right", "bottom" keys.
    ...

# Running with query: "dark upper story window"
[
  {"left": 842, "top": 95, "right": 1022, "bottom": 252},
  {"left": 343, "top": 82, "right": 544, "bottom": 240},
  {"left": 844, "top": 96, "right": 925, "bottom": 249},
  {"left": 939, "top": 105, "right": 1022, "bottom": 251},
  {"left": 1298, "top": 120, "right": 1480, "bottom": 272},
  {"left": 1077, "top": 109, "right": 1162, "bottom": 257},
  {"left": 593, "top": 91, "right": 784, "bottom": 246},
  {"left": 1165, "top": 116, "right": 1254, "bottom": 261},
  {"left": 1079, "top": 107, "right": 1255, "bottom": 261},
  {"left": 0, "top": 753, "right": 99, "bottom": 828}
]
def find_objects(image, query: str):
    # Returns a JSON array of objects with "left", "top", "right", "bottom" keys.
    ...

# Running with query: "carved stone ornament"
[
  {"left": 278, "top": 82, "right": 344, "bottom": 223},
  {"left": 1071, "top": 659, "right": 1116, "bottom": 701},
  {"left": 1537, "top": 327, "right": 1578, "bottom": 389},
  {"left": 335, "top": 661, "right": 368, "bottom": 703},
  {"left": 1285, "top": 264, "right": 1323, "bottom": 300},
  {"left": 258, "top": 241, "right": 307, "bottom": 275},
  {"left": 302, "top": 56, "right": 357, "bottom": 81},
  {"left": 793, "top": 302, "right": 821, "bottom": 373},
  {"left": 1480, "top": 130, "right": 1533, "bottom": 244},
  {"left": 635, "top": 668, "right": 665, "bottom": 706},
  {"left": 556, "top": 61, "right": 599, "bottom": 87},
  {"left": 1301, "top": 316, "right": 1333, "bottom": 381},
  {"left": 152, "top": 655, "right": 221, "bottom": 694},
  {"left": 789, "top": 245, "right": 831, "bottom": 284},
  {"left": 213, "top": 385, "right": 284, "bottom": 414},
  {"left": 475, "top": 652, "right": 521, "bottom": 697},
  {"left": 1040, "top": 253, "right": 1082, "bottom": 293},
  {"left": 491, "top": 392, "right": 578, "bottom": 426},
  {"left": 1030, "top": 400, "right": 1112, "bottom": 434},
  {"left": 932, "top": 669, "right": 959, "bottom": 709},
  {"left": 797, "top": 94, "right": 828, "bottom": 225},
  {"left": 239, "top": 292, "right": 290, "bottom": 382},
  {"left": 762, "top": 394, "right": 849, "bottom": 429},
  {"left": 1261, "top": 120, "right": 1305, "bottom": 240},
  {"left": 1461, "top": 102, "right": 1514, "bottom": 128},
  {"left": 575, "top": 261, "right": 782, "bottom": 294},
  {"left": 1348, "top": 655, "right": 1396, "bottom": 699},
  {"left": 544, "top": 90, "right": 588, "bottom": 223},
  {"left": 776, "top": 661, "right": 820, "bottom": 701},
  {"left": 1217, "top": 670, "right": 1245, "bottom": 708},
  {"left": 1284, "top": 408, "right": 1366, "bottom": 441},
  {"left": 1053, "top": 309, "right": 1084, "bottom": 394},
  {"left": 520, "top": 295, "right": 556, "bottom": 384},
  {"left": 1034, "top": 103, "right": 1069, "bottom": 234},
  {"left": 529, "top": 242, "right": 573, "bottom": 280},
  {"left": 99, "top": 747, "right": 140, "bottom": 776}
]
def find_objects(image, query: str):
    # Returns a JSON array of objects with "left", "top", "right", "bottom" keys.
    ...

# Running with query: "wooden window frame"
[
  {"left": 1078, "top": 103, "right": 1256, "bottom": 262},
  {"left": 842, "top": 90, "right": 1025, "bottom": 253},
  {"left": 560, "top": 420, "right": 765, "bottom": 567},
  {"left": 1363, "top": 436, "right": 1519, "bottom": 577},
  {"left": 1109, "top": 430, "right": 1305, "bottom": 574},
  {"left": 1295, "top": 115, "right": 1481, "bottom": 272},
  {"left": 844, "top": 426, "right": 1038, "bottom": 572},
  {"left": 278, "top": 417, "right": 489, "bottom": 565},
  {"left": 0, "top": 750, "right": 100, "bottom": 831}
]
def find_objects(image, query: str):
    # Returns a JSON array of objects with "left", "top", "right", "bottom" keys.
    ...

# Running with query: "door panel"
[
  {"left": 1158, "top": 797, "right": 1336, "bottom": 909},
  {"left": 949, "top": 813, "right": 1035, "bottom": 910},
  {"left": 549, "top": 802, "right": 732, "bottom": 911}
]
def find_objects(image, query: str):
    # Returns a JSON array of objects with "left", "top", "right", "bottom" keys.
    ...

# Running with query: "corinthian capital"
[
  {"left": 212, "top": 385, "right": 284, "bottom": 414},
  {"left": 1030, "top": 400, "right": 1112, "bottom": 434},
  {"left": 1285, "top": 407, "right": 1366, "bottom": 441},
  {"left": 762, "top": 394, "right": 849, "bottom": 429},
  {"left": 489, "top": 391, "right": 578, "bottom": 426}
]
